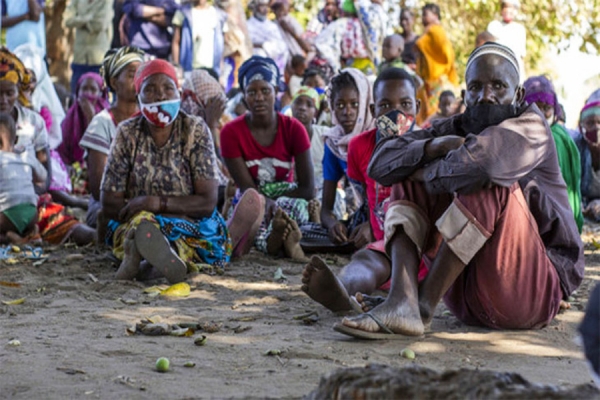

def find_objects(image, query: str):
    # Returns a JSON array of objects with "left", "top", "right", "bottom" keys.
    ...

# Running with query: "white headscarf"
[
  {"left": 321, "top": 68, "right": 374, "bottom": 162},
  {"left": 13, "top": 43, "right": 65, "bottom": 150}
]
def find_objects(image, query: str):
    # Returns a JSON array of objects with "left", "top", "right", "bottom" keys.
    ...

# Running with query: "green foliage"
[
  {"left": 401, "top": 0, "right": 600, "bottom": 81},
  {"left": 290, "top": 0, "right": 600, "bottom": 83}
]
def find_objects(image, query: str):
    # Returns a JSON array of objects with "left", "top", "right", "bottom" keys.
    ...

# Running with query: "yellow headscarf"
[
  {"left": 0, "top": 47, "right": 31, "bottom": 108},
  {"left": 292, "top": 86, "right": 321, "bottom": 110}
]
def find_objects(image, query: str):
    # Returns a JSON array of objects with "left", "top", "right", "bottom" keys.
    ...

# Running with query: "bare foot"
[
  {"left": 308, "top": 199, "right": 321, "bottom": 224},
  {"left": 135, "top": 261, "right": 164, "bottom": 281},
  {"left": 559, "top": 300, "right": 571, "bottom": 311},
  {"left": 282, "top": 216, "right": 308, "bottom": 261},
  {"left": 266, "top": 208, "right": 286, "bottom": 256},
  {"left": 135, "top": 221, "right": 187, "bottom": 284},
  {"left": 354, "top": 292, "right": 386, "bottom": 313},
  {"left": 301, "top": 256, "right": 353, "bottom": 312},
  {"left": 228, "top": 188, "right": 265, "bottom": 257},
  {"left": 71, "top": 224, "right": 97, "bottom": 246},
  {"left": 221, "top": 180, "right": 237, "bottom": 217},
  {"left": 115, "top": 229, "right": 141, "bottom": 280},
  {"left": 6, "top": 223, "right": 40, "bottom": 245},
  {"left": 5, "top": 231, "right": 27, "bottom": 245},
  {"left": 341, "top": 298, "right": 424, "bottom": 336}
]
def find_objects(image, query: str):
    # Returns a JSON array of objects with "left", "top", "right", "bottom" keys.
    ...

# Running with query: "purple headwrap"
[
  {"left": 58, "top": 72, "right": 110, "bottom": 165},
  {"left": 523, "top": 75, "right": 558, "bottom": 115}
]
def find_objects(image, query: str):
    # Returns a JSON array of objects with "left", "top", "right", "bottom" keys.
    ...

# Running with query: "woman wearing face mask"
[
  {"left": 101, "top": 59, "right": 232, "bottom": 282},
  {"left": 59, "top": 73, "right": 110, "bottom": 167},
  {"left": 572, "top": 90, "right": 600, "bottom": 222},
  {"left": 523, "top": 75, "right": 583, "bottom": 232}
]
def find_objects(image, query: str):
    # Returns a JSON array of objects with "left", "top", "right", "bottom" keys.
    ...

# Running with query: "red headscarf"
[{"left": 134, "top": 59, "right": 179, "bottom": 94}]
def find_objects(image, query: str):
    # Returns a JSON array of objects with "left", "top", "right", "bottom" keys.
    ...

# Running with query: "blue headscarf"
[{"left": 238, "top": 56, "right": 281, "bottom": 91}]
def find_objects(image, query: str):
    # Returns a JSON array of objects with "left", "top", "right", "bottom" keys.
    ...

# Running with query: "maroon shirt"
[{"left": 368, "top": 105, "right": 584, "bottom": 297}]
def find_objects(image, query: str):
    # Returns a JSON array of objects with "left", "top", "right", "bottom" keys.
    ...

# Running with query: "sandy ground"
[{"left": 1, "top": 227, "right": 599, "bottom": 399}]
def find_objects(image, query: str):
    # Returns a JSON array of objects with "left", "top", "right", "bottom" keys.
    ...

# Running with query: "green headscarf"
[
  {"left": 341, "top": 0, "right": 356, "bottom": 14},
  {"left": 552, "top": 123, "right": 584, "bottom": 232}
]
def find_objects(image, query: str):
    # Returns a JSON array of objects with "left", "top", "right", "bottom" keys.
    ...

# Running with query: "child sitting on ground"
[
  {"left": 302, "top": 67, "right": 331, "bottom": 127},
  {"left": 0, "top": 113, "right": 47, "bottom": 244},
  {"left": 288, "top": 55, "right": 307, "bottom": 98},
  {"left": 423, "top": 90, "right": 456, "bottom": 127},
  {"left": 475, "top": 31, "right": 496, "bottom": 48},
  {"left": 378, "top": 34, "right": 423, "bottom": 87}
]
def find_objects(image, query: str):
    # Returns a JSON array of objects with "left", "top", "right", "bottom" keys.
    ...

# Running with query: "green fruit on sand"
[
  {"left": 156, "top": 357, "right": 170, "bottom": 372},
  {"left": 401, "top": 348, "right": 415, "bottom": 360}
]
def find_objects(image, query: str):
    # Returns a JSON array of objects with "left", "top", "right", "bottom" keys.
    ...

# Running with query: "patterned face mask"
[
  {"left": 375, "top": 109, "right": 415, "bottom": 143},
  {"left": 139, "top": 99, "right": 181, "bottom": 128}
]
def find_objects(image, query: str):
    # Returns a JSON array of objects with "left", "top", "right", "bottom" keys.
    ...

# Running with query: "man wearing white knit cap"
[
  {"left": 487, "top": 0, "right": 526, "bottom": 80},
  {"left": 332, "top": 42, "right": 584, "bottom": 339}
]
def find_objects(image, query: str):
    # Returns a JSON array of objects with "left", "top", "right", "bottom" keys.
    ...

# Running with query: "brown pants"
[{"left": 385, "top": 181, "right": 563, "bottom": 330}]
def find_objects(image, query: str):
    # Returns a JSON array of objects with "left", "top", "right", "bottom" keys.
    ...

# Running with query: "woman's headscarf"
[
  {"left": 583, "top": 89, "right": 600, "bottom": 125},
  {"left": 238, "top": 56, "right": 281, "bottom": 91},
  {"left": 59, "top": 73, "right": 110, "bottom": 165},
  {"left": 0, "top": 47, "right": 31, "bottom": 108},
  {"left": 181, "top": 69, "right": 226, "bottom": 116},
  {"left": 134, "top": 59, "right": 179, "bottom": 94},
  {"left": 587, "top": 89, "right": 600, "bottom": 104},
  {"left": 100, "top": 46, "right": 145, "bottom": 91},
  {"left": 523, "top": 75, "right": 558, "bottom": 116},
  {"left": 13, "top": 43, "right": 66, "bottom": 150},
  {"left": 581, "top": 100, "right": 600, "bottom": 128},
  {"left": 321, "top": 68, "right": 374, "bottom": 161}
]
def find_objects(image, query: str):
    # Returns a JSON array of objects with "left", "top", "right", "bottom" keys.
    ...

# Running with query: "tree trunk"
[{"left": 45, "top": 0, "right": 73, "bottom": 90}]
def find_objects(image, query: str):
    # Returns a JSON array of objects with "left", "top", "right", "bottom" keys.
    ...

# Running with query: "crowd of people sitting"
[{"left": 0, "top": 1, "right": 598, "bottom": 360}]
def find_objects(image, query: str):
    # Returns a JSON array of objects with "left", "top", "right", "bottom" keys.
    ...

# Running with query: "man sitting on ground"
[{"left": 334, "top": 42, "right": 584, "bottom": 339}]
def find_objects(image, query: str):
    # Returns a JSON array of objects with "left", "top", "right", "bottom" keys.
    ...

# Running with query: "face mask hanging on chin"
[
  {"left": 461, "top": 90, "right": 520, "bottom": 135},
  {"left": 139, "top": 99, "right": 181, "bottom": 128}
]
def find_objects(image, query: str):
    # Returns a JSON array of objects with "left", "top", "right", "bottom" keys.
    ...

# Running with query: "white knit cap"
[
  {"left": 502, "top": 0, "right": 521, "bottom": 8},
  {"left": 465, "top": 42, "right": 520, "bottom": 81}
]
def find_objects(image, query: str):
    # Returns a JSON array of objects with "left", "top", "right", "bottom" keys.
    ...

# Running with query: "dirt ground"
[{"left": 1, "top": 225, "right": 599, "bottom": 399}]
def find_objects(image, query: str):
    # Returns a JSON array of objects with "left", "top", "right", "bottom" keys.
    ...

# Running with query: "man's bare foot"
[
  {"left": 341, "top": 298, "right": 424, "bottom": 336},
  {"left": 308, "top": 199, "right": 321, "bottom": 224},
  {"left": 266, "top": 208, "right": 286, "bottom": 255},
  {"left": 355, "top": 292, "right": 435, "bottom": 328},
  {"left": 301, "top": 256, "right": 354, "bottom": 312},
  {"left": 282, "top": 215, "right": 308, "bottom": 261},
  {"left": 115, "top": 229, "right": 141, "bottom": 280}
]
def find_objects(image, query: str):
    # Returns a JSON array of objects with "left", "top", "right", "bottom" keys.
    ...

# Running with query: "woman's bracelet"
[{"left": 159, "top": 196, "right": 168, "bottom": 214}]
